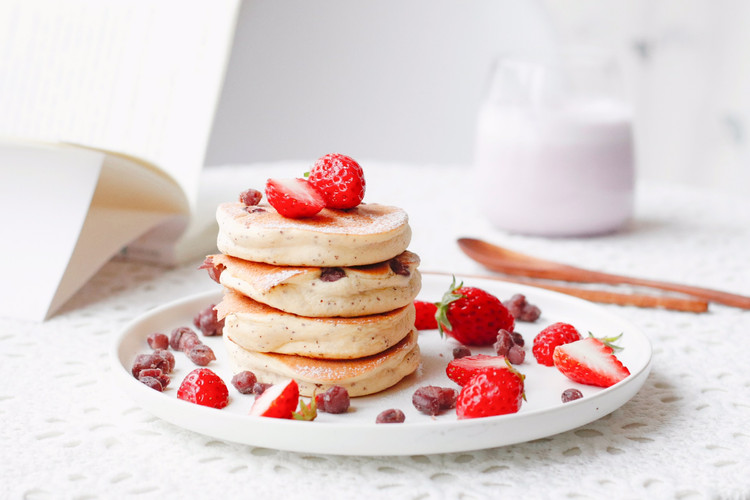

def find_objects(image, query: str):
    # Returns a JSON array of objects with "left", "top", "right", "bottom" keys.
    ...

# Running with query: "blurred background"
[{"left": 206, "top": 0, "right": 750, "bottom": 196}]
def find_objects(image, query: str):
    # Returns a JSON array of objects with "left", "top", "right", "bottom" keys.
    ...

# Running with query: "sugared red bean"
[
  {"left": 187, "top": 344, "right": 216, "bottom": 366},
  {"left": 412, "top": 386, "right": 458, "bottom": 416},
  {"left": 169, "top": 326, "right": 193, "bottom": 350},
  {"left": 178, "top": 331, "right": 201, "bottom": 352},
  {"left": 231, "top": 371, "right": 257, "bottom": 394},
  {"left": 319, "top": 267, "right": 345, "bottom": 282},
  {"left": 503, "top": 294, "right": 541, "bottom": 322},
  {"left": 253, "top": 382, "right": 272, "bottom": 395},
  {"left": 199, "top": 256, "right": 225, "bottom": 284},
  {"left": 453, "top": 346, "right": 471, "bottom": 359},
  {"left": 139, "top": 376, "right": 164, "bottom": 392},
  {"left": 147, "top": 332, "right": 169, "bottom": 350},
  {"left": 152, "top": 349, "right": 175, "bottom": 373},
  {"left": 131, "top": 353, "right": 157, "bottom": 377},
  {"left": 376, "top": 409, "right": 405, "bottom": 424},
  {"left": 507, "top": 345, "right": 525, "bottom": 365},
  {"left": 511, "top": 331, "right": 525, "bottom": 347},
  {"left": 239, "top": 188, "right": 262, "bottom": 206},
  {"left": 138, "top": 368, "right": 170, "bottom": 389},
  {"left": 389, "top": 258, "right": 410, "bottom": 276},
  {"left": 132, "top": 350, "right": 174, "bottom": 377},
  {"left": 561, "top": 388, "right": 583, "bottom": 403},
  {"left": 193, "top": 304, "right": 224, "bottom": 337},
  {"left": 315, "top": 386, "right": 350, "bottom": 414},
  {"left": 494, "top": 329, "right": 514, "bottom": 356}
]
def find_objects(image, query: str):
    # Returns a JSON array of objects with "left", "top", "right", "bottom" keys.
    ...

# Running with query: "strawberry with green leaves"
[
  {"left": 552, "top": 334, "right": 630, "bottom": 388},
  {"left": 435, "top": 278, "right": 515, "bottom": 346},
  {"left": 455, "top": 360, "right": 525, "bottom": 419}
]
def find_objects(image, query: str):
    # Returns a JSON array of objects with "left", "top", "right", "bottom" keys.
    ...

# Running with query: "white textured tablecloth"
[{"left": 3, "top": 162, "right": 749, "bottom": 500}]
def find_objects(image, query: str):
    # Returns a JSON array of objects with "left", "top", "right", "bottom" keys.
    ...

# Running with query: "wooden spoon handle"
[
  {"left": 457, "top": 238, "right": 750, "bottom": 309},
  {"left": 422, "top": 271, "right": 709, "bottom": 313},
  {"left": 499, "top": 264, "right": 750, "bottom": 309}
]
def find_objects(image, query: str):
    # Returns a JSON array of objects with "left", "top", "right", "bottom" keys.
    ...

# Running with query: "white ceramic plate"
[{"left": 112, "top": 275, "right": 652, "bottom": 456}]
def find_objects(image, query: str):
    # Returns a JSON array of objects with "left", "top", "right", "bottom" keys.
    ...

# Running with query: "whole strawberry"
[
  {"left": 456, "top": 363, "right": 525, "bottom": 419},
  {"left": 553, "top": 335, "right": 630, "bottom": 388},
  {"left": 532, "top": 322, "right": 582, "bottom": 366},
  {"left": 265, "top": 178, "right": 325, "bottom": 218},
  {"left": 307, "top": 153, "right": 366, "bottom": 209},
  {"left": 176, "top": 368, "right": 229, "bottom": 409},
  {"left": 435, "top": 278, "right": 515, "bottom": 346},
  {"left": 414, "top": 300, "right": 438, "bottom": 330}
]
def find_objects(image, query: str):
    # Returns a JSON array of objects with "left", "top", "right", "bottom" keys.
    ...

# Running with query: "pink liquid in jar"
[{"left": 474, "top": 99, "right": 635, "bottom": 236}]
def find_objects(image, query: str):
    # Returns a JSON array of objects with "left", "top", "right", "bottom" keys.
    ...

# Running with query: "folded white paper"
[{"left": 0, "top": 0, "right": 241, "bottom": 320}]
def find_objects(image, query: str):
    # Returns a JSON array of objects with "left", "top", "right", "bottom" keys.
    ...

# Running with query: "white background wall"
[{"left": 205, "top": 0, "right": 750, "bottom": 196}]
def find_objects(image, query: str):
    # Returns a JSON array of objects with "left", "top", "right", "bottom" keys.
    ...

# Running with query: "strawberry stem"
[
  {"left": 588, "top": 331, "right": 625, "bottom": 350},
  {"left": 292, "top": 397, "right": 317, "bottom": 421},
  {"left": 434, "top": 276, "right": 465, "bottom": 338}
]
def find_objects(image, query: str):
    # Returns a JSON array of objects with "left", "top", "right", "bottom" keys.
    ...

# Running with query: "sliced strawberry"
[
  {"left": 176, "top": 368, "right": 229, "bottom": 409},
  {"left": 414, "top": 300, "right": 438, "bottom": 330},
  {"left": 265, "top": 178, "right": 325, "bottom": 218},
  {"left": 455, "top": 365, "right": 525, "bottom": 419},
  {"left": 446, "top": 354, "right": 511, "bottom": 386},
  {"left": 552, "top": 337, "right": 630, "bottom": 388},
  {"left": 249, "top": 379, "right": 300, "bottom": 419}
]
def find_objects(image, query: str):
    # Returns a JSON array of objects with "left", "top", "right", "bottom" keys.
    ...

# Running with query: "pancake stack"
[{"left": 204, "top": 200, "right": 422, "bottom": 397}]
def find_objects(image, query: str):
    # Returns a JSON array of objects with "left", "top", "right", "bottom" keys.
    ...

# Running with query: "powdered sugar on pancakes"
[
  {"left": 223, "top": 202, "right": 408, "bottom": 235},
  {"left": 216, "top": 202, "right": 412, "bottom": 267}
]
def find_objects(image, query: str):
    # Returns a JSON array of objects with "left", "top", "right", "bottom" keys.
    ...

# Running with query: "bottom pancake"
[{"left": 223, "top": 329, "right": 421, "bottom": 397}]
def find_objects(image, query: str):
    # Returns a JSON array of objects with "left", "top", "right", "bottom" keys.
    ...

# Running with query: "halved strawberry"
[
  {"left": 552, "top": 337, "right": 630, "bottom": 388},
  {"left": 265, "top": 178, "right": 325, "bottom": 218},
  {"left": 249, "top": 379, "right": 300, "bottom": 418},
  {"left": 446, "top": 354, "right": 510, "bottom": 386},
  {"left": 455, "top": 364, "right": 525, "bottom": 419}
]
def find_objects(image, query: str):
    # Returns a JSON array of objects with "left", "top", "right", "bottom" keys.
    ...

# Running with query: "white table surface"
[{"left": 3, "top": 162, "right": 749, "bottom": 499}]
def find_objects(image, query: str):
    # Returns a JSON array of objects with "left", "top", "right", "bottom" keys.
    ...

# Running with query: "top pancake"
[{"left": 216, "top": 202, "right": 411, "bottom": 267}]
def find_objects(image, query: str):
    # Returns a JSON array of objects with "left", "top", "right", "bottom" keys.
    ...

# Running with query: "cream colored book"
[{"left": 0, "top": 0, "right": 241, "bottom": 320}]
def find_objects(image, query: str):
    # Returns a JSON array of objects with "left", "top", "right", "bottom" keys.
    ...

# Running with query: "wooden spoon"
[{"left": 457, "top": 237, "right": 750, "bottom": 309}]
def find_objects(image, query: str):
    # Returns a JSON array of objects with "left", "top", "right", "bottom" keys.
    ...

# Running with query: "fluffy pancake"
[
  {"left": 206, "top": 250, "right": 421, "bottom": 317},
  {"left": 216, "top": 289, "right": 416, "bottom": 359},
  {"left": 216, "top": 202, "right": 411, "bottom": 267},
  {"left": 223, "top": 329, "right": 421, "bottom": 397}
]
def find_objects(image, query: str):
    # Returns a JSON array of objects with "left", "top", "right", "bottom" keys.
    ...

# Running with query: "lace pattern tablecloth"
[{"left": 2, "top": 163, "right": 749, "bottom": 499}]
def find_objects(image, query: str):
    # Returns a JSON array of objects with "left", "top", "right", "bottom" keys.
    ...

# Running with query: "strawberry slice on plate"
[
  {"left": 552, "top": 337, "right": 630, "bottom": 388},
  {"left": 455, "top": 364, "right": 525, "bottom": 419},
  {"left": 265, "top": 178, "right": 325, "bottom": 218},
  {"left": 446, "top": 354, "right": 511, "bottom": 386},
  {"left": 249, "top": 379, "right": 300, "bottom": 419}
]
